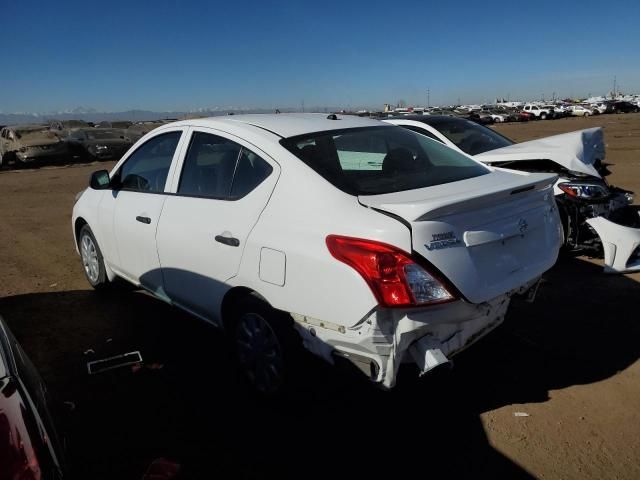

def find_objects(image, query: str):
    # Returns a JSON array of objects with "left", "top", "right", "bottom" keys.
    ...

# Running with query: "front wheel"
[
  {"left": 0, "top": 151, "right": 13, "bottom": 169},
  {"left": 78, "top": 225, "right": 109, "bottom": 289},
  {"left": 540, "top": 113, "right": 547, "bottom": 120}
]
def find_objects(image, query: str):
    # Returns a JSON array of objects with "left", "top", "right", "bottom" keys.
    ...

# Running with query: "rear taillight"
[{"left": 326, "top": 235, "right": 455, "bottom": 307}]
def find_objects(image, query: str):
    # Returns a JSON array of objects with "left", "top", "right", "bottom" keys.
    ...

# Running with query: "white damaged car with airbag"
[{"left": 386, "top": 115, "right": 640, "bottom": 273}]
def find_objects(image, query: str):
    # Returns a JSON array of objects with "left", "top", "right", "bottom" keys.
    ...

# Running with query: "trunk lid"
[
  {"left": 475, "top": 127, "right": 605, "bottom": 178},
  {"left": 359, "top": 170, "right": 562, "bottom": 304}
]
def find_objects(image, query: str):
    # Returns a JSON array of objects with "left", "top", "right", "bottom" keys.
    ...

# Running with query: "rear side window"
[
  {"left": 230, "top": 149, "right": 273, "bottom": 198},
  {"left": 281, "top": 126, "right": 489, "bottom": 196},
  {"left": 178, "top": 132, "right": 273, "bottom": 199},
  {"left": 117, "top": 131, "right": 181, "bottom": 193}
]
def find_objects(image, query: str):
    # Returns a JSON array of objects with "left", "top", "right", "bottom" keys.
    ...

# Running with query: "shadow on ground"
[{"left": 1, "top": 256, "right": 638, "bottom": 479}]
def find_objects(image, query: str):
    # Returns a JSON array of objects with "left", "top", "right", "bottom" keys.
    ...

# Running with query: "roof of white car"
[{"left": 171, "top": 113, "right": 387, "bottom": 138}]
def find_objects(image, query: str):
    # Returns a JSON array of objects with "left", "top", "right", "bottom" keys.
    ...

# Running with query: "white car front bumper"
[{"left": 586, "top": 207, "right": 640, "bottom": 273}]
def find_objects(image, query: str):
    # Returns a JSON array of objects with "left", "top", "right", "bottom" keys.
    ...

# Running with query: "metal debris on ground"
[
  {"left": 86, "top": 351, "right": 143, "bottom": 375},
  {"left": 131, "top": 362, "right": 165, "bottom": 374}
]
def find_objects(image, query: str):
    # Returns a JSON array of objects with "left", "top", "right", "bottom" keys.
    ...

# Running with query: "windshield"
[
  {"left": 426, "top": 118, "right": 514, "bottom": 155},
  {"left": 86, "top": 129, "right": 122, "bottom": 140},
  {"left": 281, "top": 126, "right": 489, "bottom": 196}
]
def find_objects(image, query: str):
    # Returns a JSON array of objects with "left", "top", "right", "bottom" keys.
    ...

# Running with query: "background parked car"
[
  {"left": 67, "top": 128, "right": 133, "bottom": 162},
  {"left": 124, "top": 120, "right": 165, "bottom": 142},
  {"left": 568, "top": 105, "right": 593, "bottom": 117},
  {"left": 522, "top": 104, "right": 553, "bottom": 120},
  {"left": 610, "top": 101, "right": 640, "bottom": 114},
  {"left": 518, "top": 110, "right": 534, "bottom": 121},
  {"left": 385, "top": 114, "right": 640, "bottom": 273},
  {"left": 0, "top": 125, "right": 69, "bottom": 167},
  {"left": 48, "top": 120, "right": 90, "bottom": 138},
  {"left": 0, "top": 315, "right": 66, "bottom": 480},
  {"left": 468, "top": 111, "right": 495, "bottom": 124}
]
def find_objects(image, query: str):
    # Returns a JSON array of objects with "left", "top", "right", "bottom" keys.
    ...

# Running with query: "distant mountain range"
[{"left": 0, "top": 106, "right": 351, "bottom": 125}]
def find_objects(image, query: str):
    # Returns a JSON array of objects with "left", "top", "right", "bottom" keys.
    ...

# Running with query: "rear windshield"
[
  {"left": 426, "top": 118, "right": 514, "bottom": 155},
  {"left": 281, "top": 126, "right": 489, "bottom": 195}
]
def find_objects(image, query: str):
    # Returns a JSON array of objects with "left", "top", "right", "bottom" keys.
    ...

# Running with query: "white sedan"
[
  {"left": 568, "top": 105, "right": 593, "bottom": 117},
  {"left": 72, "top": 114, "right": 561, "bottom": 393}
]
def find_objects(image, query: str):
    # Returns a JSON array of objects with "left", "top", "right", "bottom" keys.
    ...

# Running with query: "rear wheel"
[
  {"left": 229, "top": 294, "right": 302, "bottom": 396},
  {"left": 78, "top": 225, "right": 109, "bottom": 289},
  {"left": 540, "top": 113, "right": 547, "bottom": 120}
]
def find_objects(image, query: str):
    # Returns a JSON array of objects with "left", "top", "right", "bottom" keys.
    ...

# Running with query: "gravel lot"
[{"left": 1, "top": 114, "right": 639, "bottom": 479}]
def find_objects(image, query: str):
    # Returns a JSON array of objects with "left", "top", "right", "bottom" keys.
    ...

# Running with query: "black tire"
[
  {"left": 78, "top": 225, "right": 110, "bottom": 289},
  {"left": 0, "top": 151, "right": 14, "bottom": 169},
  {"left": 228, "top": 294, "right": 302, "bottom": 397}
]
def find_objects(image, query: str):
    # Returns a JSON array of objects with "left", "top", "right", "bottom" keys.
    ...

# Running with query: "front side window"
[
  {"left": 282, "top": 126, "right": 489, "bottom": 196},
  {"left": 116, "top": 131, "right": 181, "bottom": 192}
]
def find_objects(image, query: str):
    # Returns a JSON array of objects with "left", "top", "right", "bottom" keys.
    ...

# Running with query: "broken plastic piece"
[
  {"left": 586, "top": 211, "right": 640, "bottom": 273},
  {"left": 514, "top": 412, "right": 530, "bottom": 417},
  {"left": 87, "top": 351, "right": 143, "bottom": 375},
  {"left": 409, "top": 336, "right": 450, "bottom": 376}
]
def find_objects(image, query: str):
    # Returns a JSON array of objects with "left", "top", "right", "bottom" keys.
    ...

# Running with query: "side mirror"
[{"left": 90, "top": 170, "right": 111, "bottom": 190}]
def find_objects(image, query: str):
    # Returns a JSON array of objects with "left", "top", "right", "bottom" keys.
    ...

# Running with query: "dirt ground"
[{"left": 1, "top": 114, "right": 639, "bottom": 479}]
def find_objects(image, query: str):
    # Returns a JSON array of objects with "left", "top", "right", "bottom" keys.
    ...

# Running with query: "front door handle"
[
  {"left": 215, "top": 234, "right": 240, "bottom": 247},
  {"left": 136, "top": 216, "right": 151, "bottom": 224}
]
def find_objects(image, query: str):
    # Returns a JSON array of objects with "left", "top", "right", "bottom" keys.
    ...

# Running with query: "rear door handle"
[
  {"left": 136, "top": 216, "right": 151, "bottom": 224},
  {"left": 215, "top": 234, "right": 240, "bottom": 247}
]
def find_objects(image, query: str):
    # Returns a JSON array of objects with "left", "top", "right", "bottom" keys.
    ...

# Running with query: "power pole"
[
  {"left": 427, "top": 88, "right": 430, "bottom": 108},
  {"left": 613, "top": 76, "right": 617, "bottom": 99}
]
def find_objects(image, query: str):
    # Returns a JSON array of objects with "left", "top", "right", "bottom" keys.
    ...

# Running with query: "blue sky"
[{"left": 1, "top": 0, "right": 639, "bottom": 113}]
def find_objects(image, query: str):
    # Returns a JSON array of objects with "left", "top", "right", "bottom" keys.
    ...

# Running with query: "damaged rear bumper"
[
  {"left": 292, "top": 286, "right": 528, "bottom": 388},
  {"left": 586, "top": 206, "right": 640, "bottom": 273}
]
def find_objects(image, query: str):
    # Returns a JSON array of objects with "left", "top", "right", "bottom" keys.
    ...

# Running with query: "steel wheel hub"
[
  {"left": 236, "top": 312, "right": 284, "bottom": 394},
  {"left": 80, "top": 234, "right": 100, "bottom": 283}
]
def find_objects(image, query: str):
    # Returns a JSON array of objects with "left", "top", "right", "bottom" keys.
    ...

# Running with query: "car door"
[
  {"left": 156, "top": 128, "right": 279, "bottom": 323},
  {"left": 98, "top": 129, "right": 185, "bottom": 290}
]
